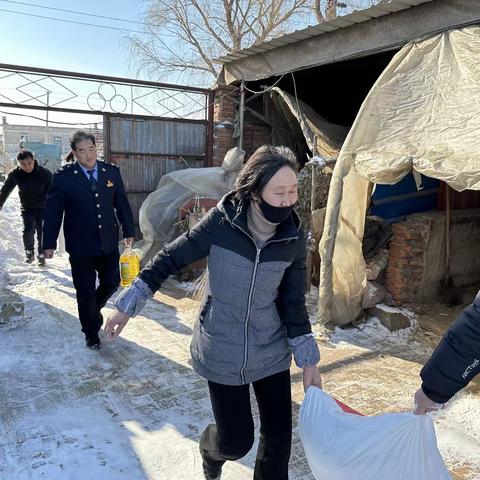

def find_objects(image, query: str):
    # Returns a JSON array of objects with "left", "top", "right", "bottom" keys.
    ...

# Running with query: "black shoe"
[
  {"left": 85, "top": 336, "right": 101, "bottom": 349},
  {"left": 25, "top": 250, "right": 34, "bottom": 263},
  {"left": 37, "top": 253, "right": 46, "bottom": 266},
  {"left": 202, "top": 462, "right": 222, "bottom": 480}
]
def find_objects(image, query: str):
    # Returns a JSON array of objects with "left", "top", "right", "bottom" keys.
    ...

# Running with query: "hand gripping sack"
[{"left": 299, "top": 387, "right": 451, "bottom": 480}]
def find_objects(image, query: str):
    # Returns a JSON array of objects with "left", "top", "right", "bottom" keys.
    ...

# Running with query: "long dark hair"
[
  {"left": 234, "top": 145, "right": 298, "bottom": 202},
  {"left": 64, "top": 151, "right": 75, "bottom": 163}
]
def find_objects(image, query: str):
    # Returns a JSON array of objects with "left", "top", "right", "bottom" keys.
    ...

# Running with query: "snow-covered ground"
[
  {"left": 0, "top": 191, "right": 258, "bottom": 480},
  {"left": 327, "top": 314, "right": 480, "bottom": 477},
  {"left": 1, "top": 189, "right": 479, "bottom": 479}
]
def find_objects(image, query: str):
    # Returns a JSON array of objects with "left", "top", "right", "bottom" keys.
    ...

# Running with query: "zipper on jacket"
[
  {"left": 240, "top": 247, "right": 260, "bottom": 383},
  {"left": 235, "top": 222, "right": 299, "bottom": 384}
]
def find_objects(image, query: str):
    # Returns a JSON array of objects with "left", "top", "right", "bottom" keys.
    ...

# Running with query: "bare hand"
[
  {"left": 44, "top": 249, "right": 55, "bottom": 259},
  {"left": 303, "top": 365, "right": 323, "bottom": 392},
  {"left": 124, "top": 237, "right": 133, "bottom": 247},
  {"left": 413, "top": 388, "right": 444, "bottom": 415},
  {"left": 105, "top": 310, "right": 130, "bottom": 340}
]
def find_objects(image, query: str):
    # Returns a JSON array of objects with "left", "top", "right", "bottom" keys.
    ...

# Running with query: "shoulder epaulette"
[{"left": 54, "top": 163, "right": 74, "bottom": 174}]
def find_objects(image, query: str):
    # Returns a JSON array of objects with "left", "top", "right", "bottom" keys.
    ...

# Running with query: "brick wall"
[
  {"left": 385, "top": 217, "right": 431, "bottom": 305},
  {"left": 386, "top": 210, "right": 480, "bottom": 305},
  {"left": 212, "top": 85, "right": 272, "bottom": 166}
]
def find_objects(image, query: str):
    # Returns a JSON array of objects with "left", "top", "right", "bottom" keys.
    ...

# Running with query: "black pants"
[
  {"left": 21, "top": 208, "right": 44, "bottom": 254},
  {"left": 200, "top": 369, "right": 292, "bottom": 480},
  {"left": 69, "top": 250, "right": 120, "bottom": 339}
]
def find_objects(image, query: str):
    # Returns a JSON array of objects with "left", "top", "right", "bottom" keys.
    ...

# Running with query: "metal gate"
[
  {"left": 0, "top": 63, "right": 214, "bottom": 229},
  {"left": 105, "top": 113, "right": 207, "bottom": 226}
]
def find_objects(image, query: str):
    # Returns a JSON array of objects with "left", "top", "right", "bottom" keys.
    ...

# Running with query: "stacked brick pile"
[{"left": 386, "top": 217, "right": 431, "bottom": 305}]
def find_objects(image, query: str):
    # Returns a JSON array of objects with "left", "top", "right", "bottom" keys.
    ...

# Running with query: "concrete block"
[
  {"left": 368, "top": 304, "right": 411, "bottom": 332},
  {"left": 362, "top": 281, "right": 393, "bottom": 309},
  {"left": 0, "top": 288, "right": 25, "bottom": 327}
]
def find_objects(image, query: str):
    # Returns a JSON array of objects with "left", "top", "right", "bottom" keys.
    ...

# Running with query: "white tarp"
[
  {"left": 136, "top": 148, "right": 244, "bottom": 259},
  {"left": 300, "top": 387, "right": 450, "bottom": 480},
  {"left": 318, "top": 25, "right": 480, "bottom": 325}
]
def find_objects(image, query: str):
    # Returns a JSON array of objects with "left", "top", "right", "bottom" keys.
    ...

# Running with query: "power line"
[
  {"left": 0, "top": 7, "right": 176, "bottom": 37},
  {"left": 0, "top": 0, "right": 147, "bottom": 26},
  {"left": 0, "top": 7, "right": 143, "bottom": 34},
  {"left": 243, "top": 75, "right": 285, "bottom": 95}
]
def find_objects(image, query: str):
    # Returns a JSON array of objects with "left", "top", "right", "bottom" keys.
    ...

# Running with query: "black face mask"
[{"left": 258, "top": 197, "right": 294, "bottom": 224}]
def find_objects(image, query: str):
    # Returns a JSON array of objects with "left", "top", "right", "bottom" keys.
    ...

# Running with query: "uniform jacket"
[
  {"left": 139, "top": 192, "right": 311, "bottom": 385},
  {"left": 421, "top": 291, "right": 480, "bottom": 403},
  {"left": 43, "top": 161, "right": 135, "bottom": 256},
  {"left": 0, "top": 161, "right": 52, "bottom": 210}
]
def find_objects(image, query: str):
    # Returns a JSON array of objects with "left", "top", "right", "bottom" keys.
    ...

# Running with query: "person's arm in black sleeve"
[
  {"left": 0, "top": 171, "right": 17, "bottom": 210},
  {"left": 42, "top": 173, "right": 65, "bottom": 250},
  {"left": 139, "top": 207, "right": 219, "bottom": 293},
  {"left": 277, "top": 232, "right": 321, "bottom": 369},
  {"left": 420, "top": 295, "right": 480, "bottom": 404},
  {"left": 113, "top": 168, "right": 135, "bottom": 239},
  {"left": 110, "top": 207, "right": 220, "bottom": 324},
  {"left": 277, "top": 231, "right": 312, "bottom": 338}
]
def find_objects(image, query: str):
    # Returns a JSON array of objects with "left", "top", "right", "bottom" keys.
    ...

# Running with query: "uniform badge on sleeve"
[{"left": 107, "top": 180, "right": 114, "bottom": 187}]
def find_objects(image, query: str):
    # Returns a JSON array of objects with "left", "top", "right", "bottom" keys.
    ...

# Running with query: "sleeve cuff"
[
  {"left": 288, "top": 334, "right": 320, "bottom": 368},
  {"left": 114, "top": 277, "right": 153, "bottom": 317},
  {"left": 421, "top": 383, "right": 451, "bottom": 404}
]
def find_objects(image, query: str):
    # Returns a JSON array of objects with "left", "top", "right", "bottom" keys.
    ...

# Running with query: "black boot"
[
  {"left": 37, "top": 253, "right": 46, "bottom": 267},
  {"left": 202, "top": 464, "right": 222, "bottom": 480},
  {"left": 25, "top": 250, "right": 34, "bottom": 263},
  {"left": 85, "top": 335, "right": 101, "bottom": 349}
]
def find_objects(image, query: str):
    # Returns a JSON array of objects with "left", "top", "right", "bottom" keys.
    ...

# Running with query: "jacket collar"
[
  {"left": 217, "top": 191, "right": 301, "bottom": 243},
  {"left": 72, "top": 160, "right": 103, "bottom": 188}
]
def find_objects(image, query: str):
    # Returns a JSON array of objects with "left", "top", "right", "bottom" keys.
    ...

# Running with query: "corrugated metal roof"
[{"left": 216, "top": 0, "right": 435, "bottom": 64}]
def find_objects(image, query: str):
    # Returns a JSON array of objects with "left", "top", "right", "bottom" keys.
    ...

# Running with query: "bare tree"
[
  {"left": 127, "top": 0, "right": 382, "bottom": 85},
  {"left": 314, "top": 0, "right": 338, "bottom": 22}
]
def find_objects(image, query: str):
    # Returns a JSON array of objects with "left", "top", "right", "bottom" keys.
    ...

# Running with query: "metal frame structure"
[
  {"left": 0, "top": 63, "right": 210, "bottom": 118},
  {"left": 0, "top": 63, "right": 214, "bottom": 165}
]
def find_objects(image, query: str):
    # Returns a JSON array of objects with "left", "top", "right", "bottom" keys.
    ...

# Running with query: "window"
[{"left": 53, "top": 136, "right": 62, "bottom": 147}]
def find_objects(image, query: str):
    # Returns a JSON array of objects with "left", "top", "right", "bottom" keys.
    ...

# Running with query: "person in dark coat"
[
  {"left": 414, "top": 291, "right": 480, "bottom": 414},
  {"left": 0, "top": 149, "right": 52, "bottom": 265},
  {"left": 105, "top": 145, "right": 322, "bottom": 480},
  {"left": 43, "top": 131, "right": 135, "bottom": 349}
]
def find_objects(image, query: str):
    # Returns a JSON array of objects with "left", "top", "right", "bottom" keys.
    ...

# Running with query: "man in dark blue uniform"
[{"left": 43, "top": 131, "right": 135, "bottom": 349}]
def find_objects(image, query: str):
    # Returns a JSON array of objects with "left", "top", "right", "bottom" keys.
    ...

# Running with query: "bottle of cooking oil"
[{"left": 120, "top": 246, "right": 140, "bottom": 287}]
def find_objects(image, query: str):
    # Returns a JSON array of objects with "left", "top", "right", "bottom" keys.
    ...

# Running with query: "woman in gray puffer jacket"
[{"left": 105, "top": 145, "right": 322, "bottom": 480}]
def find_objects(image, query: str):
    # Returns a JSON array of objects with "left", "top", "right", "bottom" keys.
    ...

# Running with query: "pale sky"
[
  {"left": 0, "top": 0, "right": 158, "bottom": 126},
  {"left": 0, "top": 0, "right": 145, "bottom": 77}
]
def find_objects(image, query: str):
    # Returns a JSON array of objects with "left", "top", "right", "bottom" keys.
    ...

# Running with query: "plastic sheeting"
[
  {"left": 300, "top": 387, "right": 450, "bottom": 480},
  {"left": 136, "top": 148, "right": 244, "bottom": 259},
  {"left": 318, "top": 25, "right": 480, "bottom": 325},
  {"left": 268, "top": 87, "right": 347, "bottom": 159}
]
